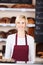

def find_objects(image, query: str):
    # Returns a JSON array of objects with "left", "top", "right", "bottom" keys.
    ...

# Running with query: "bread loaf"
[
  {"left": 1, "top": 17, "right": 10, "bottom": 23},
  {"left": 11, "top": 4, "right": 35, "bottom": 8},
  {"left": 27, "top": 17, "right": 35, "bottom": 24},
  {"left": 0, "top": 31, "right": 6, "bottom": 38},
  {"left": 0, "top": 5, "right": 8, "bottom": 8},
  {"left": 10, "top": 17, "right": 16, "bottom": 23}
]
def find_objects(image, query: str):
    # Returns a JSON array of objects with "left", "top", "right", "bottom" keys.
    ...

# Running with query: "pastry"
[
  {"left": 11, "top": 4, "right": 35, "bottom": 8},
  {"left": 1, "top": 17, "right": 10, "bottom": 23},
  {"left": 8, "top": 29, "right": 17, "bottom": 34},
  {"left": 10, "top": 17, "right": 16, "bottom": 23},
  {"left": 0, "top": 5, "right": 8, "bottom": 8},
  {"left": 0, "top": 31, "right": 6, "bottom": 38},
  {"left": 27, "top": 17, "right": 35, "bottom": 24}
]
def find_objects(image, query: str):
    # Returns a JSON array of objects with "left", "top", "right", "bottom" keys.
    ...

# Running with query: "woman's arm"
[
  {"left": 27, "top": 37, "right": 36, "bottom": 63},
  {"left": 4, "top": 35, "right": 12, "bottom": 59},
  {"left": 30, "top": 38, "right": 35, "bottom": 63}
]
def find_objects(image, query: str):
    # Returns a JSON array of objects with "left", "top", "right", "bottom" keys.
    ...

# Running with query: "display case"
[{"left": 0, "top": 0, "right": 37, "bottom": 63}]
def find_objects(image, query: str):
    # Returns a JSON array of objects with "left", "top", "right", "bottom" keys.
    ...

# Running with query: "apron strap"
[
  {"left": 15, "top": 33, "right": 17, "bottom": 45},
  {"left": 25, "top": 34, "right": 27, "bottom": 45},
  {"left": 15, "top": 33, "right": 27, "bottom": 45}
]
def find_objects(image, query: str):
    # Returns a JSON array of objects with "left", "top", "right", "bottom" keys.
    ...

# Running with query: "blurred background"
[{"left": 0, "top": 0, "right": 43, "bottom": 63}]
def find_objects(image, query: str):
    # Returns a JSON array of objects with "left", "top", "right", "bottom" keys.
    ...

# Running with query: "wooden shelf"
[
  {"left": 0, "top": 38, "right": 6, "bottom": 42},
  {"left": 0, "top": 23, "right": 16, "bottom": 27},
  {"left": 27, "top": 24, "right": 35, "bottom": 27},
  {"left": 0, "top": 23, "right": 35, "bottom": 27},
  {"left": 0, "top": 8, "right": 35, "bottom": 12}
]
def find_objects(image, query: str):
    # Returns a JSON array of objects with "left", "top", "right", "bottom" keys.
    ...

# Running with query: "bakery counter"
[
  {"left": 0, "top": 57, "right": 16, "bottom": 63},
  {"left": 0, "top": 58, "right": 43, "bottom": 64},
  {"left": 0, "top": 52, "right": 16, "bottom": 63},
  {"left": 0, "top": 54, "right": 43, "bottom": 64}
]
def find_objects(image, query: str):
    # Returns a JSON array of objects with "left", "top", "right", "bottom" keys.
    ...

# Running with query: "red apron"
[{"left": 12, "top": 34, "right": 29, "bottom": 62}]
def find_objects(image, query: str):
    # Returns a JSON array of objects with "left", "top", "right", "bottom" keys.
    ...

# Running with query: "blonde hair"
[{"left": 15, "top": 15, "right": 28, "bottom": 24}]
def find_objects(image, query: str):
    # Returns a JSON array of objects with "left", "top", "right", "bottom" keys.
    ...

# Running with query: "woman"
[{"left": 4, "top": 15, "right": 35, "bottom": 63}]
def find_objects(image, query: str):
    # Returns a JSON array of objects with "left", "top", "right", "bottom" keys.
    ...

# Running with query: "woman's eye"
[
  {"left": 22, "top": 22, "right": 24, "bottom": 24},
  {"left": 17, "top": 22, "right": 25, "bottom": 24}
]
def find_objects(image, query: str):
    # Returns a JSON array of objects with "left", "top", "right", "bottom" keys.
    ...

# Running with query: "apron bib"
[{"left": 12, "top": 34, "right": 29, "bottom": 62}]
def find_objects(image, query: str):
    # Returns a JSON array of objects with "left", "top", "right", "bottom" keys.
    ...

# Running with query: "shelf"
[
  {"left": 27, "top": 24, "right": 35, "bottom": 27},
  {"left": 0, "top": 23, "right": 35, "bottom": 27},
  {"left": 0, "top": 8, "right": 35, "bottom": 12},
  {"left": 0, "top": 38, "right": 6, "bottom": 42},
  {"left": 0, "top": 23, "right": 16, "bottom": 27}
]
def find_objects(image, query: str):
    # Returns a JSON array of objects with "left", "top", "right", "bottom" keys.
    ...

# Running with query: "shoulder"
[
  {"left": 26, "top": 34, "right": 35, "bottom": 45},
  {"left": 6, "top": 33, "right": 16, "bottom": 42},
  {"left": 26, "top": 34, "right": 34, "bottom": 41},
  {"left": 6, "top": 33, "right": 16, "bottom": 45},
  {"left": 26, "top": 34, "right": 35, "bottom": 46},
  {"left": 7, "top": 33, "right": 16, "bottom": 39}
]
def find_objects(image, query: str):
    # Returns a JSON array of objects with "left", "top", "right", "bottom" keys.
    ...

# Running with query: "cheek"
[
  {"left": 21, "top": 23, "right": 26, "bottom": 27},
  {"left": 16, "top": 24, "right": 21, "bottom": 28},
  {"left": 22, "top": 25, "right": 25, "bottom": 28}
]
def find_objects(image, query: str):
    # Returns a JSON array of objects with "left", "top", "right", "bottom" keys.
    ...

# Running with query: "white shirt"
[{"left": 5, "top": 33, "right": 35, "bottom": 63}]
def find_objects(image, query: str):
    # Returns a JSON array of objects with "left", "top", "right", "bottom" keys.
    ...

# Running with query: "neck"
[{"left": 17, "top": 30, "right": 25, "bottom": 38}]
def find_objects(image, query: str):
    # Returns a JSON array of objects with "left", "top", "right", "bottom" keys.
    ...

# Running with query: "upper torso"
[{"left": 5, "top": 33, "right": 35, "bottom": 63}]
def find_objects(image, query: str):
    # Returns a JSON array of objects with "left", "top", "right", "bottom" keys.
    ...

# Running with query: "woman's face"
[{"left": 16, "top": 19, "right": 26, "bottom": 31}]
